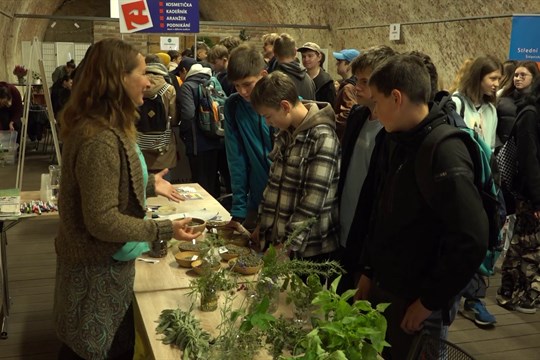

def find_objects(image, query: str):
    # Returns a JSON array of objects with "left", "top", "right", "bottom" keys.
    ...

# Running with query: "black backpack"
[
  {"left": 136, "top": 84, "right": 172, "bottom": 154},
  {"left": 416, "top": 96, "right": 506, "bottom": 277}
]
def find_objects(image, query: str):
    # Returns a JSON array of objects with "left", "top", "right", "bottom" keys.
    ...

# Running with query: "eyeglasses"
[{"left": 514, "top": 73, "right": 532, "bottom": 79}]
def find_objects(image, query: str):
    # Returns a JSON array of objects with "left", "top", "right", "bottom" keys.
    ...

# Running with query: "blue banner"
[
  {"left": 508, "top": 15, "right": 540, "bottom": 61},
  {"left": 119, "top": 0, "right": 199, "bottom": 34}
]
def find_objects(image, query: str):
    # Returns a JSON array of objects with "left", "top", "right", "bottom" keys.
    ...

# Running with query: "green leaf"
[
  {"left": 251, "top": 313, "right": 276, "bottom": 330},
  {"left": 330, "top": 275, "right": 342, "bottom": 294},
  {"left": 376, "top": 302, "right": 391, "bottom": 313},
  {"left": 333, "top": 351, "right": 349, "bottom": 360},
  {"left": 229, "top": 310, "right": 242, "bottom": 322}
]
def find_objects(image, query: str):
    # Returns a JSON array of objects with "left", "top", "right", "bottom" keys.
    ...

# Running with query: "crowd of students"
[
  {"left": 126, "top": 32, "right": 540, "bottom": 358},
  {"left": 5, "top": 33, "right": 537, "bottom": 359}
]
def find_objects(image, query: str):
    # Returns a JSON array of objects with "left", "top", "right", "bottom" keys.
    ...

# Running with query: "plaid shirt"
[{"left": 259, "top": 103, "right": 341, "bottom": 258}]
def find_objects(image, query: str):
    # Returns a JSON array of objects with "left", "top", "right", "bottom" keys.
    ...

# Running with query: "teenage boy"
[
  {"left": 298, "top": 42, "right": 336, "bottom": 105},
  {"left": 251, "top": 71, "right": 340, "bottom": 259},
  {"left": 225, "top": 45, "right": 273, "bottom": 231},
  {"left": 167, "top": 50, "right": 182, "bottom": 72},
  {"left": 208, "top": 44, "right": 235, "bottom": 96},
  {"left": 272, "top": 33, "right": 316, "bottom": 101},
  {"left": 332, "top": 48, "right": 360, "bottom": 140},
  {"left": 261, "top": 33, "right": 280, "bottom": 72},
  {"left": 355, "top": 54, "right": 488, "bottom": 359},
  {"left": 337, "top": 45, "right": 395, "bottom": 293}
]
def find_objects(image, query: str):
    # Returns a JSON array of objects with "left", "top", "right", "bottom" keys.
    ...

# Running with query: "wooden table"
[
  {"left": 134, "top": 184, "right": 231, "bottom": 292},
  {"left": 135, "top": 287, "right": 291, "bottom": 360}
]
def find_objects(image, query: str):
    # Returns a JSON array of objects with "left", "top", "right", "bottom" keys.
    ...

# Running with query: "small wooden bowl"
[
  {"left": 178, "top": 241, "right": 204, "bottom": 253},
  {"left": 191, "top": 259, "right": 221, "bottom": 275},
  {"left": 206, "top": 220, "right": 229, "bottom": 230},
  {"left": 219, "top": 245, "right": 250, "bottom": 261},
  {"left": 174, "top": 251, "right": 199, "bottom": 268},
  {"left": 225, "top": 233, "right": 250, "bottom": 247},
  {"left": 186, "top": 218, "right": 207, "bottom": 234},
  {"left": 228, "top": 258, "right": 262, "bottom": 275}
]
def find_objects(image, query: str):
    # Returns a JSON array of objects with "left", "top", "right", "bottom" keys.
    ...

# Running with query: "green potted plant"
[
  {"left": 189, "top": 268, "right": 236, "bottom": 312},
  {"left": 285, "top": 276, "right": 390, "bottom": 360}
]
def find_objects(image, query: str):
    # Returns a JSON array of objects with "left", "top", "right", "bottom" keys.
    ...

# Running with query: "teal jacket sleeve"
[{"left": 224, "top": 97, "right": 249, "bottom": 220}]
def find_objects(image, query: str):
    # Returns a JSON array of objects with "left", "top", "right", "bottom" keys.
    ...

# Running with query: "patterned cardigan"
[{"left": 259, "top": 102, "right": 341, "bottom": 258}]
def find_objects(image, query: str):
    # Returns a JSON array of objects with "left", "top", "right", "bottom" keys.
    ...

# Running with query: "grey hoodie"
[{"left": 275, "top": 62, "right": 316, "bottom": 101}]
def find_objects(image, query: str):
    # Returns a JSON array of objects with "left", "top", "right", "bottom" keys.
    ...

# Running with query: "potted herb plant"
[
  {"left": 285, "top": 276, "right": 390, "bottom": 360},
  {"left": 189, "top": 268, "right": 236, "bottom": 312}
]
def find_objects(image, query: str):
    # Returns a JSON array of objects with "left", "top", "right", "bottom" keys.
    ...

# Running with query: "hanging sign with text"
[
  {"left": 508, "top": 14, "right": 540, "bottom": 61},
  {"left": 118, "top": 0, "right": 199, "bottom": 34}
]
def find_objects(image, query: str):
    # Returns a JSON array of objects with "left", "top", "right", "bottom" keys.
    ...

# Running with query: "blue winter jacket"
[{"left": 224, "top": 93, "right": 273, "bottom": 219}]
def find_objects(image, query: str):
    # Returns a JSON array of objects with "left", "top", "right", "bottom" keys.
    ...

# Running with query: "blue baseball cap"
[{"left": 333, "top": 49, "right": 360, "bottom": 62}]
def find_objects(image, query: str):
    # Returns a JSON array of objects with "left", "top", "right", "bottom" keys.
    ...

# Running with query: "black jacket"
[
  {"left": 515, "top": 104, "right": 540, "bottom": 209},
  {"left": 496, "top": 91, "right": 524, "bottom": 145},
  {"left": 337, "top": 105, "right": 386, "bottom": 270},
  {"left": 275, "top": 62, "right": 316, "bottom": 101},
  {"left": 361, "top": 102, "right": 488, "bottom": 311},
  {"left": 313, "top": 69, "right": 336, "bottom": 106}
]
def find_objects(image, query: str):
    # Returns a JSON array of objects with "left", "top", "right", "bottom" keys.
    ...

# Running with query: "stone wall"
[
  {"left": 0, "top": 0, "right": 64, "bottom": 82},
  {"left": 329, "top": 0, "right": 540, "bottom": 87},
  {"left": 2, "top": 0, "right": 540, "bottom": 86}
]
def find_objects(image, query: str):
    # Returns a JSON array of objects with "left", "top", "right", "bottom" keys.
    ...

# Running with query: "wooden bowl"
[
  {"left": 174, "top": 251, "right": 199, "bottom": 268},
  {"left": 224, "top": 233, "right": 250, "bottom": 247},
  {"left": 219, "top": 245, "right": 251, "bottom": 261},
  {"left": 186, "top": 218, "right": 207, "bottom": 234},
  {"left": 206, "top": 220, "right": 229, "bottom": 230},
  {"left": 177, "top": 241, "right": 205, "bottom": 253},
  {"left": 191, "top": 259, "right": 221, "bottom": 275},
  {"left": 228, "top": 258, "right": 262, "bottom": 275}
]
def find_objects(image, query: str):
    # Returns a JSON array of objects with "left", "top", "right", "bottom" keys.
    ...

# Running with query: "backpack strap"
[
  {"left": 157, "top": 83, "right": 171, "bottom": 97},
  {"left": 415, "top": 122, "right": 483, "bottom": 210},
  {"left": 452, "top": 93, "right": 466, "bottom": 120}
]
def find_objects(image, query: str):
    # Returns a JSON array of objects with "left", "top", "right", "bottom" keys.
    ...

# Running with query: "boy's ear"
[
  {"left": 280, "top": 100, "right": 293, "bottom": 113},
  {"left": 260, "top": 69, "right": 269, "bottom": 77},
  {"left": 391, "top": 89, "right": 403, "bottom": 106}
]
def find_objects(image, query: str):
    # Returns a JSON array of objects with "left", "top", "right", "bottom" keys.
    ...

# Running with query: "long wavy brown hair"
[{"left": 60, "top": 38, "right": 140, "bottom": 141}]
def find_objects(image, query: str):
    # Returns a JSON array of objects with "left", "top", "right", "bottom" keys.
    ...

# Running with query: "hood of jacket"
[
  {"left": 143, "top": 73, "right": 168, "bottom": 98},
  {"left": 276, "top": 61, "right": 309, "bottom": 81},
  {"left": 146, "top": 62, "right": 169, "bottom": 77},
  {"left": 186, "top": 64, "right": 212, "bottom": 79},
  {"left": 289, "top": 101, "right": 336, "bottom": 138}
]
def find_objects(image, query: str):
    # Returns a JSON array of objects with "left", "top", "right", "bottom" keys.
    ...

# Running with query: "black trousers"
[{"left": 187, "top": 149, "right": 220, "bottom": 198}]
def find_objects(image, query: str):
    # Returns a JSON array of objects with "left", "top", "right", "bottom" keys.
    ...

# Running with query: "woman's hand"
[
  {"left": 534, "top": 210, "right": 540, "bottom": 220},
  {"left": 172, "top": 218, "right": 201, "bottom": 240},
  {"left": 154, "top": 169, "right": 184, "bottom": 202}
]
